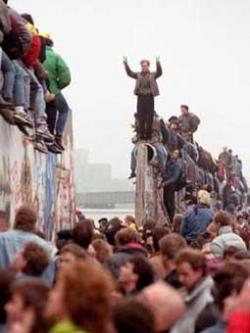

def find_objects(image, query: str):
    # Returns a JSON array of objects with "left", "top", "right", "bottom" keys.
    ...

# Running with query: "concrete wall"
[{"left": 0, "top": 112, "right": 75, "bottom": 240}]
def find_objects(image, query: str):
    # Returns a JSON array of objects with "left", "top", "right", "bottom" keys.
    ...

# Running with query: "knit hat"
[{"left": 198, "top": 190, "right": 211, "bottom": 206}]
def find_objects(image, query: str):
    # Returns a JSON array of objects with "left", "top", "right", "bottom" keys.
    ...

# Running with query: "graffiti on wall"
[{"left": 0, "top": 112, "right": 75, "bottom": 238}]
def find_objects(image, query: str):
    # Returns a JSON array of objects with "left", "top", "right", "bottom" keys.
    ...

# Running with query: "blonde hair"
[{"left": 198, "top": 190, "right": 211, "bottom": 206}]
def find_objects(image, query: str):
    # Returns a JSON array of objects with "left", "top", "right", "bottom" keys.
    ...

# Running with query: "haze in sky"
[{"left": 12, "top": 0, "right": 250, "bottom": 178}]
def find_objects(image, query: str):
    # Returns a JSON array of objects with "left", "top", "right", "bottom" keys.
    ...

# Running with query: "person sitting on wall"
[
  {"left": 129, "top": 111, "right": 168, "bottom": 179},
  {"left": 123, "top": 57, "right": 162, "bottom": 140},
  {"left": 165, "top": 116, "right": 185, "bottom": 153},
  {"left": 43, "top": 35, "right": 71, "bottom": 150}
]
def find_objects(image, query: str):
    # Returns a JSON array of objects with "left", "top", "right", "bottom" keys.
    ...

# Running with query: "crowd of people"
[
  {"left": 0, "top": 204, "right": 250, "bottom": 333},
  {"left": 0, "top": 0, "right": 71, "bottom": 154},
  {"left": 124, "top": 59, "right": 248, "bottom": 224}
]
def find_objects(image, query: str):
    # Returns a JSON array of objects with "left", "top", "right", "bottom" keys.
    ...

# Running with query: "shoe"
[
  {"left": 17, "top": 124, "right": 35, "bottom": 140},
  {"left": 13, "top": 111, "right": 33, "bottom": 128},
  {"left": 128, "top": 172, "right": 136, "bottom": 179},
  {"left": 0, "top": 108, "right": 15, "bottom": 125},
  {"left": 55, "top": 134, "right": 65, "bottom": 151},
  {"left": 34, "top": 139, "right": 48, "bottom": 154},
  {"left": 36, "top": 124, "right": 54, "bottom": 142},
  {"left": 47, "top": 142, "right": 63, "bottom": 154}
]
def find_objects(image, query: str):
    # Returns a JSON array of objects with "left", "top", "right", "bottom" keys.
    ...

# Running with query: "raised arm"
[
  {"left": 155, "top": 59, "right": 163, "bottom": 79},
  {"left": 123, "top": 58, "right": 137, "bottom": 79}
]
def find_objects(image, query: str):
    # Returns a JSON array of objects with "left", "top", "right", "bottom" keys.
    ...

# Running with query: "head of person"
[
  {"left": 175, "top": 248, "right": 207, "bottom": 289},
  {"left": 181, "top": 129, "right": 191, "bottom": 141},
  {"left": 12, "top": 242, "right": 49, "bottom": 277},
  {"left": 14, "top": 205, "right": 37, "bottom": 233},
  {"left": 105, "top": 217, "right": 123, "bottom": 246},
  {"left": 92, "top": 239, "right": 113, "bottom": 264},
  {"left": 212, "top": 262, "right": 249, "bottom": 319},
  {"left": 168, "top": 116, "right": 179, "bottom": 131},
  {"left": 140, "top": 282, "right": 185, "bottom": 332},
  {"left": 171, "top": 149, "right": 180, "bottom": 161},
  {"left": 113, "top": 298, "right": 155, "bottom": 333},
  {"left": 21, "top": 13, "right": 34, "bottom": 25},
  {"left": 214, "top": 211, "right": 232, "bottom": 229},
  {"left": 198, "top": 190, "right": 211, "bottom": 206},
  {"left": 159, "top": 233, "right": 187, "bottom": 269},
  {"left": 180, "top": 104, "right": 189, "bottom": 115},
  {"left": 46, "top": 261, "right": 114, "bottom": 333},
  {"left": 119, "top": 256, "right": 155, "bottom": 294},
  {"left": 140, "top": 59, "right": 150, "bottom": 73},
  {"left": 6, "top": 280, "right": 51, "bottom": 333},
  {"left": 152, "top": 226, "right": 170, "bottom": 253},
  {"left": 124, "top": 215, "right": 137, "bottom": 228},
  {"left": 58, "top": 243, "right": 87, "bottom": 270},
  {"left": 0, "top": 269, "right": 15, "bottom": 326},
  {"left": 115, "top": 228, "right": 139, "bottom": 247},
  {"left": 72, "top": 219, "right": 94, "bottom": 250},
  {"left": 56, "top": 229, "right": 73, "bottom": 251}
]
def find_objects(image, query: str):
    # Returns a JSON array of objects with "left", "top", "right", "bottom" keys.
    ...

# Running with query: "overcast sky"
[{"left": 12, "top": 0, "right": 250, "bottom": 178}]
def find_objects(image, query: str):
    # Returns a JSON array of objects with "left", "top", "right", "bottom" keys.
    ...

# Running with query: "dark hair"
[
  {"left": 22, "top": 242, "right": 49, "bottom": 276},
  {"left": 159, "top": 233, "right": 187, "bottom": 260},
  {"left": 60, "top": 243, "right": 87, "bottom": 259},
  {"left": 213, "top": 262, "right": 249, "bottom": 310},
  {"left": 140, "top": 59, "right": 150, "bottom": 67},
  {"left": 105, "top": 218, "right": 123, "bottom": 246},
  {"left": 181, "top": 105, "right": 189, "bottom": 111},
  {"left": 72, "top": 220, "right": 94, "bottom": 249},
  {"left": 152, "top": 227, "right": 170, "bottom": 252},
  {"left": 0, "top": 269, "right": 15, "bottom": 324},
  {"left": 21, "top": 13, "right": 34, "bottom": 25},
  {"left": 175, "top": 248, "right": 207, "bottom": 276},
  {"left": 113, "top": 299, "right": 155, "bottom": 333},
  {"left": 11, "top": 280, "right": 51, "bottom": 333},
  {"left": 14, "top": 205, "right": 37, "bottom": 232},
  {"left": 115, "top": 228, "right": 138, "bottom": 247},
  {"left": 128, "top": 256, "right": 155, "bottom": 291}
]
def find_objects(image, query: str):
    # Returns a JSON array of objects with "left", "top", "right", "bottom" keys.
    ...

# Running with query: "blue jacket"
[
  {"left": 0, "top": 230, "right": 53, "bottom": 268},
  {"left": 181, "top": 204, "right": 214, "bottom": 242},
  {"left": 163, "top": 159, "right": 183, "bottom": 186}
]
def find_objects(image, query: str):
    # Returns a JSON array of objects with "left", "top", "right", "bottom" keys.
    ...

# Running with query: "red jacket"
[
  {"left": 22, "top": 34, "right": 41, "bottom": 68},
  {"left": 228, "top": 311, "right": 250, "bottom": 333}
]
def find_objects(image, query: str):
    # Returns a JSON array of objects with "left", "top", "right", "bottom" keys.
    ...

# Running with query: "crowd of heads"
[
  {"left": 0, "top": 0, "right": 71, "bottom": 154},
  {"left": 0, "top": 203, "right": 250, "bottom": 332}
]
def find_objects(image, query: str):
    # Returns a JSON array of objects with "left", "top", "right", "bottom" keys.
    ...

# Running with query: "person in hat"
[
  {"left": 165, "top": 116, "right": 185, "bottom": 152},
  {"left": 123, "top": 57, "right": 163, "bottom": 140}
]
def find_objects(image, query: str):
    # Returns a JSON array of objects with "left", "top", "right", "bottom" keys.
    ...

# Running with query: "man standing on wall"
[{"left": 123, "top": 57, "right": 163, "bottom": 140}]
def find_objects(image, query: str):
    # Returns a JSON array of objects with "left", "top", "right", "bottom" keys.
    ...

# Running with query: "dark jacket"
[
  {"left": 104, "top": 243, "right": 147, "bottom": 279},
  {"left": 0, "top": 0, "right": 11, "bottom": 43},
  {"left": 181, "top": 204, "right": 214, "bottom": 242},
  {"left": 179, "top": 113, "right": 200, "bottom": 133},
  {"left": 163, "top": 158, "right": 183, "bottom": 187},
  {"left": 124, "top": 61, "right": 162, "bottom": 96},
  {"left": 3, "top": 7, "right": 31, "bottom": 59}
]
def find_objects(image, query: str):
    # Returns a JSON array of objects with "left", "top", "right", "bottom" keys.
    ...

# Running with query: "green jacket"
[
  {"left": 44, "top": 46, "right": 71, "bottom": 95},
  {"left": 49, "top": 321, "right": 87, "bottom": 333}
]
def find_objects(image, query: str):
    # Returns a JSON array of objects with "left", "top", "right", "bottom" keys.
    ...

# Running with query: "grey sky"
[{"left": 12, "top": 0, "right": 250, "bottom": 178}]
